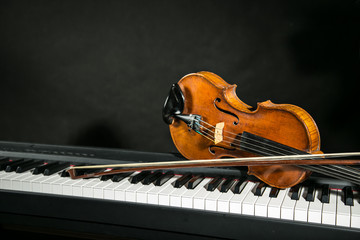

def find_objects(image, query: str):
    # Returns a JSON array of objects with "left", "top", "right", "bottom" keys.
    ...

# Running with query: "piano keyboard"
[
  {"left": 0, "top": 156, "right": 359, "bottom": 229},
  {"left": 1, "top": 141, "right": 360, "bottom": 239}
]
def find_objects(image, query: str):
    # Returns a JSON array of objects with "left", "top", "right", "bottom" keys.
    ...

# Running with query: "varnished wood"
[
  {"left": 66, "top": 71, "right": 359, "bottom": 188},
  {"left": 169, "top": 71, "right": 321, "bottom": 188}
]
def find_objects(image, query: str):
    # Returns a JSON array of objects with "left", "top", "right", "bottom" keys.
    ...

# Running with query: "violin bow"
[{"left": 67, "top": 152, "right": 360, "bottom": 180}]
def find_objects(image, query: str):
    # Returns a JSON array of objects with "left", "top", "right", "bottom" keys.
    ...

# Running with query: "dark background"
[{"left": 0, "top": 0, "right": 359, "bottom": 155}]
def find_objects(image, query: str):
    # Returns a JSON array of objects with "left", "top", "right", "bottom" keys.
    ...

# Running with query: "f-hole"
[
  {"left": 214, "top": 98, "right": 239, "bottom": 125},
  {"left": 209, "top": 145, "right": 236, "bottom": 155}
]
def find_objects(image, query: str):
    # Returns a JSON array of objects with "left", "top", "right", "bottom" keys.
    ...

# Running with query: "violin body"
[
  {"left": 66, "top": 71, "right": 360, "bottom": 186},
  {"left": 167, "top": 71, "right": 322, "bottom": 188}
]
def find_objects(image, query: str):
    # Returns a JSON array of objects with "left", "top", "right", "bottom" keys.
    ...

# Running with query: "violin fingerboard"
[{"left": 239, "top": 131, "right": 308, "bottom": 157}]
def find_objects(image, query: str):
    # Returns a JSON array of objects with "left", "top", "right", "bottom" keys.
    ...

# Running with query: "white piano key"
[
  {"left": 193, "top": 179, "right": 215, "bottom": 210},
  {"left": 181, "top": 178, "right": 211, "bottom": 208},
  {"left": 308, "top": 189, "right": 323, "bottom": 224},
  {"left": 0, "top": 172, "right": 18, "bottom": 189},
  {"left": 82, "top": 178, "right": 102, "bottom": 197},
  {"left": 268, "top": 188, "right": 288, "bottom": 219},
  {"left": 114, "top": 178, "right": 135, "bottom": 201},
  {"left": 32, "top": 174, "right": 56, "bottom": 193},
  {"left": 71, "top": 179, "right": 92, "bottom": 196},
  {"left": 0, "top": 172, "right": 7, "bottom": 188},
  {"left": 217, "top": 181, "right": 237, "bottom": 213},
  {"left": 205, "top": 187, "right": 223, "bottom": 211},
  {"left": 147, "top": 176, "right": 178, "bottom": 205},
  {"left": 61, "top": 178, "right": 80, "bottom": 196},
  {"left": 294, "top": 187, "right": 309, "bottom": 222},
  {"left": 158, "top": 179, "right": 179, "bottom": 206},
  {"left": 336, "top": 189, "right": 351, "bottom": 227},
  {"left": 322, "top": 189, "right": 337, "bottom": 225},
  {"left": 12, "top": 172, "right": 33, "bottom": 191},
  {"left": 281, "top": 186, "right": 301, "bottom": 220},
  {"left": 254, "top": 187, "right": 272, "bottom": 217},
  {"left": 125, "top": 181, "right": 147, "bottom": 202},
  {"left": 51, "top": 177, "right": 72, "bottom": 194},
  {"left": 22, "top": 174, "right": 46, "bottom": 192},
  {"left": 103, "top": 179, "right": 129, "bottom": 200},
  {"left": 42, "top": 174, "right": 63, "bottom": 194},
  {"left": 242, "top": 183, "right": 260, "bottom": 216},
  {"left": 113, "top": 172, "right": 142, "bottom": 201},
  {"left": 136, "top": 183, "right": 157, "bottom": 203},
  {"left": 351, "top": 191, "right": 360, "bottom": 228},
  {"left": 93, "top": 181, "right": 114, "bottom": 199},
  {"left": 0, "top": 171, "right": 7, "bottom": 179},
  {"left": 170, "top": 185, "right": 189, "bottom": 207},
  {"left": 229, "top": 181, "right": 255, "bottom": 214}
]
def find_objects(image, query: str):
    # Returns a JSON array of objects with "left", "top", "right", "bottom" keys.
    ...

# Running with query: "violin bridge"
[{"left": 214, "top": 122, "right": 224, "bottom": 144}]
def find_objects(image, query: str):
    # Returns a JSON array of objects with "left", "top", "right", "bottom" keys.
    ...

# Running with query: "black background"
[{"left": 0, "top": 0, "right": 359, "bottom": 155}]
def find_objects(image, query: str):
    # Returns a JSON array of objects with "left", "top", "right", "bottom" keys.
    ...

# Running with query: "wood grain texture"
[{"left": 169, "top": 71, "right": 321, "bottom": 188}]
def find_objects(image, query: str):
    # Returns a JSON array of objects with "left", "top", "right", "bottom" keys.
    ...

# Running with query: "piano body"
[{"left": 0, "top": 140, "right": 359, "bottom": 239}]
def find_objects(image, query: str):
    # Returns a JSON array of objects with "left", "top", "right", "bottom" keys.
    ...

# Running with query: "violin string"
[
  {"left": 198, "top": 122, "right": 300, "bottom": 156},
  {"left": 198, "top": 119, "right": 360, "bottom": 164},
  {"left": 200, "top": 119, "right": 308, "bottom": 154},
  {"left": 198, "top": 121, "right": 360, "bottom": 176},
  {"left": 302, "top": 165, "right": 360, "bottom": 185},
  {"left": 196, "top": 121, "right": 360, "bottom": 182},
  {"left": 199, "top": 119, "right": 238, "bottom": 136},
  {"left": 198, "top": 124, "right": 298, "bottom": 157},
  {"left": 196, "top": 127, "right": 360, "bottom": 183},
  {"left": 200, "top": 120, "right": 356, "bottom": 161}
]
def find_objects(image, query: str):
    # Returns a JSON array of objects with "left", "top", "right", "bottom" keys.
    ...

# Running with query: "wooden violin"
[
  {"left": 162, "top": 71, "right": 360, "bottom": 188},
  {"left": 68, "top": 71, "right": 360, "bottom": 188}
]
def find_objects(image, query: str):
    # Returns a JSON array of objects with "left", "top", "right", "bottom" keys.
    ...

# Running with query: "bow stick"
[{"left": 67, "top": 152, "right": 360, "bottom": 179}]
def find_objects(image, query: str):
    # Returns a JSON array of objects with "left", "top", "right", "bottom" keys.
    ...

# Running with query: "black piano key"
[
  {"left": 130, "top": 171, "right": 151, "bottom": 184},
  {"left": 5, "top": 159, "right": 26, "bottom": 172},
  {"left": 47, "top": 162, "right": 70, "bottom": 176},
  {"left": 0, "top": 158, "right": 12, "bottom": 170},
  {"left": 321, "top": 184, "right": 330, "bottom": 203},
  {"left": 290, "top": 185, "right": 301, "bottom": 200},
  {"left": 186, "top": 174, "right": 204, "bottom": 190},
  {"left": 269, "top": 187, "right": 280, "bottom": 198},
  {"left": 206, "top": 176, "right": 223, "bottom": 191},
  {"left": 142, "top": 171, "right": 163, "bottom": 185},
  {"left": 100, "top": 173, "right": 116, "bottom": 181},
  {"left": 343, "top": 186, "right": 354, "bottom": 206},
  {"left": 232, "top": 177, "right": 247, "bottom": 194},
  {"left": 0, "top": 157, "right": 9, "bottom": 164},
  {"left": 111, "top": 172, "right": 134, "bottom": 182},
  {"left": 33, "top": 161, "right": 58, "bottom": 175},
  {"left": 154, "top": 171, "right": 174, "bottom": 186},
  {"left": 16, "top": 160, "right": 44, "bottom": 173},
  {"left": 306, "top": 185, "right": 315, "bottom": 202},
  {"left": 100, "top": 174, "right": 112, "bottom": 181},
  {"left": 174, "top": 173, "right": 192, "bottom": 188},
  {"left": 253, "top": 182, "right": 266, "bottom": 196},
  {"left": 60, "top": 169, "right": 70, "bottom": 177},
  {"left": 220, "top": 177, "right": 235, "bottom": 193}
]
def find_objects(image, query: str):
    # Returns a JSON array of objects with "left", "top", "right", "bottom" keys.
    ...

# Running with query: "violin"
[
  {"left": 162, "top": 71, "right": 360, "bottom": 188},
  {"left": 67, "top": 71, "right": 360, "bottom": 188}
]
